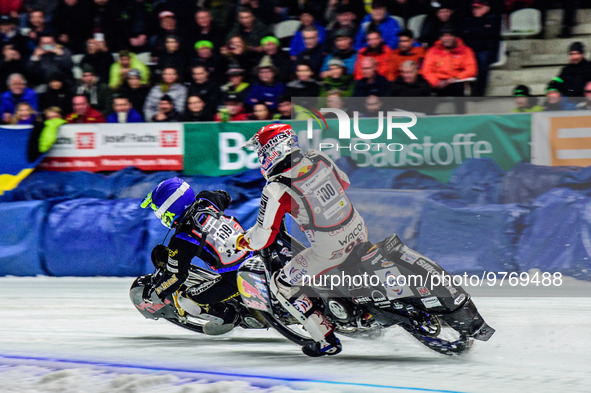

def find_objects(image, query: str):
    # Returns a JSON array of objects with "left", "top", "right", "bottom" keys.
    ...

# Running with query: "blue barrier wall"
[
  {"left": 2, "top": 160, "right": 591, "bottom": 279},
  {"left": 0, "top": 200, "right": 47, "bottom": 276},
  {"left": 416, "top": 192, "right": 528, "bottom": 274},
  {"left": 515, "top": 188, "right": 591, "bottom": 280}
]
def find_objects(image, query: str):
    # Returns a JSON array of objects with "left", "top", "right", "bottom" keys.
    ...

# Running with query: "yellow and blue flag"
[{"left": 0, "top": 124, "right": 42, "bottom": 195}]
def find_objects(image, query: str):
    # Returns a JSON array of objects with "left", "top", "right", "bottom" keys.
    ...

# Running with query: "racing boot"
[
  {"left": 302, "top": 331, "right": 342, "bottom": 357},
  {"left": 292, "top": 295, "right": 342, "bottom": 357}
]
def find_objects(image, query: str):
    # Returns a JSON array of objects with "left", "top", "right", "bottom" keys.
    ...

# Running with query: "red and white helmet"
[{"left": 245, "top": 123, "right": 299, "bottom": 178}]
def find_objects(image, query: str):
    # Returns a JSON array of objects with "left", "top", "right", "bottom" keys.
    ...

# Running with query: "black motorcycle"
[
  {"left": 130, "top": 220, "right": 494, "bottom": 354},
  {"left": 129, "top": 218, "right": 316, "bottom": 336},
  {"left": 237, "top": 227, "right": 496, "bottom": 355}
]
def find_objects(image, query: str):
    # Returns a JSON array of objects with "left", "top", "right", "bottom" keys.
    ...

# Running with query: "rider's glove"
[{"left": 150, "top": 244, "right": 169, "bottom": 269}]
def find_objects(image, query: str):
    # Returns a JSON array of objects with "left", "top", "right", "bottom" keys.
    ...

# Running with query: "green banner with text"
[{"left": 183, "top": 114, "right": 531, "bottom": 182}]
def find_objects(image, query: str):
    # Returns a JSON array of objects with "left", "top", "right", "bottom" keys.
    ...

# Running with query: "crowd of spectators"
[
  {"left": 513, "top": 41, "right": 591, "bottom": 112},
  {"left": 0, "top": 0, "right": 584, "bottom": 125}
]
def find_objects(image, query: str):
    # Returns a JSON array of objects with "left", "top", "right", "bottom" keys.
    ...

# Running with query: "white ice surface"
[{"left": 0, "top": 277, "right": 590, "bottom": 393}]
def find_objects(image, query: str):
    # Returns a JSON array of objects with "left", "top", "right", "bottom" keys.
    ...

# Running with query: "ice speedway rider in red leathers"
[
  {"left": 224, "top": 123, "right": 368, "bottom": 357},
  {"left": 141, "top": 178, "right": 252, "bottom": 335}
]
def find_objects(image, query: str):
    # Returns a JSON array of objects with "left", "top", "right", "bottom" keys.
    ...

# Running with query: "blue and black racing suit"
[{"left": 152, "top": 190, "right": 252, "bottom": 306}]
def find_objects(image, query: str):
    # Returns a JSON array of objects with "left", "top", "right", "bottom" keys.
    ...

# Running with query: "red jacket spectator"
[
  {"left": 0, "top": 0, "right": 23, "bottom": 16},
  {"left": 421, "top": 37, "right": 477, "bottom": 88},
  {"left": 391, "top": 46, "right": 425, "bottom": 81},
  {"left": 353, "top": 44, "right": 395, "bottom": 81},
  {"left": 66, "top": 107, "right": 105, "bottom": 123},
  {"left": 66, "top": 95, "right": 105, "bottom": 123}
]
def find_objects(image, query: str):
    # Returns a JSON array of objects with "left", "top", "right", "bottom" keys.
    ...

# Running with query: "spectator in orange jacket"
[
  {"left": 353, "top": 29, "right": 395, "bottom": 81},
  {"left": 391, "top": 29, "right": 425, "bottom": 81},
  {"left": 65, "top": 94, "right": 106, "bottom": 123},
  {"left": 421, "top": 25, "right": 477, "bottom": 96}
]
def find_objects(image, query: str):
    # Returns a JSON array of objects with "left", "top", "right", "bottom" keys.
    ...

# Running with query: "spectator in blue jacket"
[
  {"left": 320, "top": 28, "right": 357, "bottom": 78},
  {"left": 246, "top": 63, "right": 285, "bottom": 111},
  {"left": 544, "top": 78, "right": 577, "bottom": 111},
  {"left": 106, "top": 95, "right": 143, "bottom": 123},
  {"left": 354, "top": 0, "right": 401, "bottom": 50},
  {"left": 289, "top": 8, "right": 326, "bottom": 58},
  {"left": 0, "top": 73, "right": 38, "bottom": 123},
  {"left": 295, "top": 26, "right": 326, "bottom": 77}
]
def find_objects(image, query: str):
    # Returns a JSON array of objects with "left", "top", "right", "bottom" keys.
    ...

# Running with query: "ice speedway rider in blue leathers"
[
  {"left": 141, "top": 178, "right": 251, "bottom": 335},
  {"left": 224, "top": 123, "right": 368, "bottom": 357}
]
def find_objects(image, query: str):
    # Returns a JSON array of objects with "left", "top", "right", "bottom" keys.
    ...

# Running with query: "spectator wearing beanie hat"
[
  {"left": 543, "top": 77, "right": 577, "bottom": 111},
  {"left": 246, "top": 61, "right": 284, "bottom": 111},
  {"left": 214, "top": 93, "right": 249, "bottom": 122},
  {"left": 511, "top": 85, "right": 543, "bottom": 113},
  {"left": 354, "top": 0, "right": 401, "bottom": 50},
  {"left": 557, "top": 42, "right": 591, "bottom": 97},
  {"left": 320, "top": 58, "right": 355, "bottom": 98},
  {"left": 259, "top": 36, "right": 291, "bottom": 83},
  {"left": 116, "top": 68, "right": 150, "bottom": 117},
  {"left": 320, "top": 28, "right": 357, "bottom": 78},
  {"left": 419, "top": 0, "right": 459, "bottom": 47},
  {"left": 39, "top": 71, "right": 73, "bottom": 114},
  {"left": 324, "top": 5, "right": 359, "bottom": 53},
  {"left": 190, "top": 40, "right": 226, "bottom": 84},
  {"left": 221, "top": 65, "right": 250, "bottom": 104},
  {"left": 152, "top": 94, "right": 182, "bottom": 122}
]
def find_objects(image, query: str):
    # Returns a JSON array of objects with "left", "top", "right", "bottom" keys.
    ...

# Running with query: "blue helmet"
[{"left": 141, "top": 177, "right": 195, "bottom": 228}]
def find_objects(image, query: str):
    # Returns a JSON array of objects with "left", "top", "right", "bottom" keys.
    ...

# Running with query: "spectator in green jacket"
[
  {"left": 320, "top": 58, "right": 355, "bottom": 98},
  {"left": 108, "top": 50, "right": 150, "bottom": 89},
  {"left": 511, "top": 85, "right": 543, "bottom": 113}
]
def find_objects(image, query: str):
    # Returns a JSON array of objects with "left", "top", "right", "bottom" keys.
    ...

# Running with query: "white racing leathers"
[{"left": 242, "top": 150, "right": 368, "bottom": 342}]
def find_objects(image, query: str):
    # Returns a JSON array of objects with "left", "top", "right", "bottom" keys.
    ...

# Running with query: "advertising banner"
[
  {"left": 183, "top": 115, "right": 530, "bottom": 182},
  {"left": 531, "top": 110, "right": 591, "bottom": 166},
  {"left": 184, "top": 121, "right": 267, "bottom": 176},
  {"left": 40, "top": 123, "right": 183, "bottom": 171}
]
